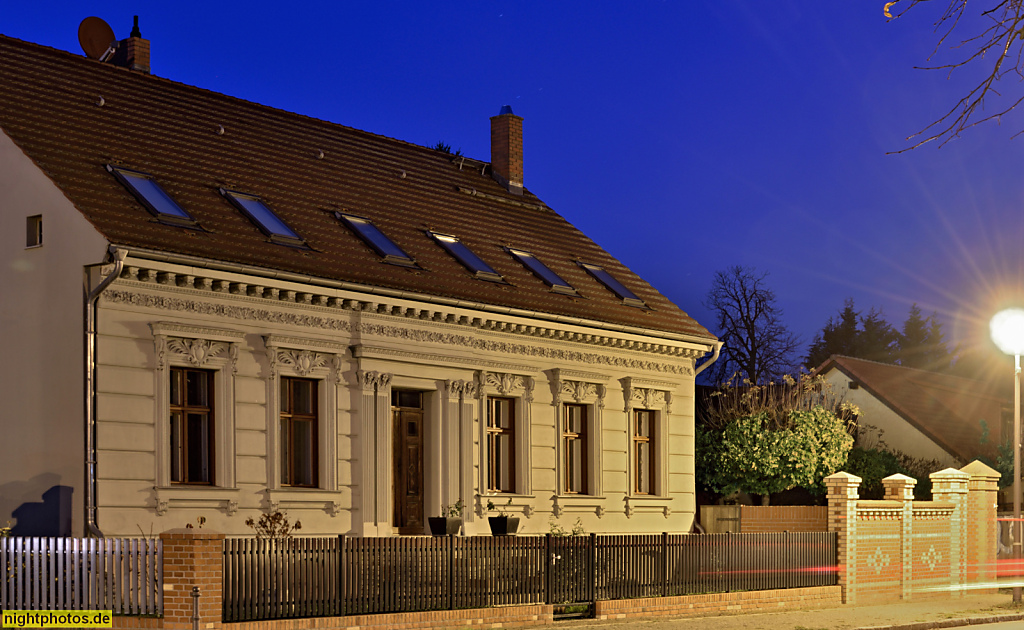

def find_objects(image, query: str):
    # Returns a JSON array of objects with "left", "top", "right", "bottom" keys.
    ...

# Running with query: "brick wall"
[
  {"left": 824, "top": 461, "right": 1000, "bottom": 605},
  {"left": 739, "top": 506, "right": 828, "bottom": 532},
  {"left": 594, "top": 586, "right": 841, "bottom": 620}
]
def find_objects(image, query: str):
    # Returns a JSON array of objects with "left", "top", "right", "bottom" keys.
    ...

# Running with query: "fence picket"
[
  {"left": 216, "top": 532, "right": 837, "bottom": 623},
  {"left": 0, "top": 537, "right": 159, "bottom": 615}
]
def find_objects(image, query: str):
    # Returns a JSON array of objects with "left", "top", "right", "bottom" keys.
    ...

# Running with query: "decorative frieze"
[{"left": 108, "top": 287, "right": 705, "bottom": 373}]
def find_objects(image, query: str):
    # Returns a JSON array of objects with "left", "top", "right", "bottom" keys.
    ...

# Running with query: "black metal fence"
[{"left": 223, "top": 532, "right": 836, "bottom": 622}]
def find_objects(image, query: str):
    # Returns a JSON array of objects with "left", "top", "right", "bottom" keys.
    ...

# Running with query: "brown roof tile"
[
  {"left": 820, "top": 355, "right": 1007, "bottom": 463},
  {"left": 0, "top": 35, "right": 714, "bottom": 341}
]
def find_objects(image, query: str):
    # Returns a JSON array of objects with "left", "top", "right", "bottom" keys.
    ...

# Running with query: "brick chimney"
[
  {"left": 112, "top": 16, "right": 150, "bottom": 74},
  {"left": 490, "top": 105, "right": 523, "bottom": 195}
]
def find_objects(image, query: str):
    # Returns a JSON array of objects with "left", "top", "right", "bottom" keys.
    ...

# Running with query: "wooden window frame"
[
  {"left": 280, "top": 376, "right": 319, "bottom": 488},
  {"left": 169, "top": 367, "right": 215, "bottom": 485},
  {"left": 486, "top": 397, "right": 516, "bottom": 493},
  {"left": 633, "top": 409, "right": 656, "bottom": 495},
  {"left": 562, "top": 403, "right": 588, "bottom": 495}
]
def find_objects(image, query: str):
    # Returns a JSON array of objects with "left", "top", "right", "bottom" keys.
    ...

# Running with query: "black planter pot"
[
  {"left": 428, "top": 517, "right": 462, "bottom": 536},
  {"left": 487, "top": 515, "right": 520, "bottom": 536}
]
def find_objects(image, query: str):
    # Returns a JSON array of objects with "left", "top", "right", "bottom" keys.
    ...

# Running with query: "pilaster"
[
  {"left": 961, "top": 460, "right": 1000, "bottom": 592},
  {"left": 931, "top": 468, "right": 970, "bottom": 598},
  {"left": 883, "top": 473, "right": 916, "bottom": 600},
  {"left": 825, "top": 471, "right": 861, "bottom": 604},
  {"left": 159, "top": 529, "right": 224, "bottom": 629}
]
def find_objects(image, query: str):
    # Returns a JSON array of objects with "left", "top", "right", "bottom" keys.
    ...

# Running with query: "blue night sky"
[{"left": 6, "top": 2, "right": 1024, "bottom": 371}]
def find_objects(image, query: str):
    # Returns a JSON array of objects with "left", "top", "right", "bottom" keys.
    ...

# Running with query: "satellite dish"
[{"left": 78, "top": 17, "right": 115, "bottom": 60}]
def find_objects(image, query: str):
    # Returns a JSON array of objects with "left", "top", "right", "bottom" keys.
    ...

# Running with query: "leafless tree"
[
  {"left": 702, "top": 266, "right": 801, "bottom": 385},
  {"left": 885, "top": 0, "right": 1024, "bottom": 149}
]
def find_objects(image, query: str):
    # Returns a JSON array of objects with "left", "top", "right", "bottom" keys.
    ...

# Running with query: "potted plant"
[
  {"left": 486, "top": 497, "right": 520, "bottom": 536},
  {"left": 428, "top": 499, "right": 463, "bottom": 536}
]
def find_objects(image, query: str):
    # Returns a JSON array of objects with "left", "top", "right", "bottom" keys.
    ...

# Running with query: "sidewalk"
[{"left": 562, "top": 593, "right": 1024, "bottom": 630}]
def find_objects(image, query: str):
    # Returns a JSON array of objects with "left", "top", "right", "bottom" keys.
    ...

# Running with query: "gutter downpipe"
[
  {"left": 694, "top": 341, "right": 722, "bottom": 377},
  {"left": 85, "top": 246, "right": 127, "bottom": 537}
]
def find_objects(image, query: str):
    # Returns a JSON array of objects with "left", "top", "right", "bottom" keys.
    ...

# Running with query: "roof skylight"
[
  {"left": 108, "top": 165, "right": 195, "bottom": 226},
  {"left": 336, "top": 213, "right": 417, "bottom": 267},
  {"left": 430, "top": 233, "right": 503, "bottom": 282},
  {"left": 507, "top": 248, "right": 576, "bottom": 295},
  {"left": 579, "top": 262, "right": 646, "bottom": 307},
  {"left": 220, "top": 189, "right": 304, "bottom": 245}
]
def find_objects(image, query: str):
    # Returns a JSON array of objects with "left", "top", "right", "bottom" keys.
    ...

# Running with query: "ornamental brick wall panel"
[
  {"left": 825, "top": 461, "right": 998, "bottom": 606},
  {"left": 738, "top": 506, "right": 828, "bottom": 532},
  {"left": 852, "top": 510, "right": 903, "bottom": 605},
  {"left": 910, "top": 512, "right": 955, "bottom": 600}
]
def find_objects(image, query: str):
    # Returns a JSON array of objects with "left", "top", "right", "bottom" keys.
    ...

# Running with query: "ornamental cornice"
[
  {"left": 150, "top": 321, "right": 246, "bottom": 343},
  {"left": 263, "top": 334, "right": 347, "bottom": 353},
  {"left": 351, "top": 344, "right": 535, "bottom": 373},
  {"left": 110, "top": 287, "right": 699, "bottom": 375}
]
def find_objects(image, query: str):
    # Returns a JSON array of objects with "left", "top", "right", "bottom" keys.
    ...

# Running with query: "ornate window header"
[
  {"left": 151, "top": 322, "right": 244, "bottom": 372},
  {"left": 621, "top": 376, "right": 677, "bottom": 413}
]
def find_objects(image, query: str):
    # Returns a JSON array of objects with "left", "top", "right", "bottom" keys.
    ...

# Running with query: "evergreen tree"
[
  {"left": 804, "top": 300, "right": 899, "bottom": 368},
  {"left": 804, "top": 299, "right": 859, "bottom": 368},
  {"left": 896, "top": 304, "right": 953, "bottom": 371},
  {"left": 858, "top": 307, "right": 899, "bottom": 363}
]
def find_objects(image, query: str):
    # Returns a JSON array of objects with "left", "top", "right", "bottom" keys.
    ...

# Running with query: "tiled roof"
[
  {"left": 819, "top": 355, "right": 1007, "bottom": 463},
  {"left": 0, "top": 35, "right": 714, "bottom": 342}
]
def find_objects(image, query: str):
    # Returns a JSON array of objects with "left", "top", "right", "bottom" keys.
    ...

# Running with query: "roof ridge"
[
  {"left": 830, "top": 354, "right": 990, "bottom": 387},
  {"left": 0, "top": 33, "right": 513, "bottom": 183}
]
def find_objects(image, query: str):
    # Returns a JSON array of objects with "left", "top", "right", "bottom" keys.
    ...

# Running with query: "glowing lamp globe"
[{"left": 991, "top": 309, "right": 1024, "bottom": 356}]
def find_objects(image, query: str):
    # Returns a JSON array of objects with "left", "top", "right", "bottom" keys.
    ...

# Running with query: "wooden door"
[{"left": 393, "top": 407, "right": 424, "bottom": 534}]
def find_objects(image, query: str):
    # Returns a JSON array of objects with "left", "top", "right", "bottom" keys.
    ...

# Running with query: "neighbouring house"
[
  {"left": 0, "top": 24, "right": 720, "bottom": 537},
  {"left": 817, "top": 355, "right": 1007, "bottom": 468}
]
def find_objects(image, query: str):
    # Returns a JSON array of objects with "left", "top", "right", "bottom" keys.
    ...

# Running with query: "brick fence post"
[
  {"left": 931, "top": 468, "right": 970, "bottom": 599},
  {"left": 961, "top": 460, "right": 1000, "bottom": 594},
  {"left": 882, "top": 473, "right": 917, "bottom": 601},
  {"left": 160, "top": 528, "right": 224, "bottom": 630},
  {"left": 825, "top": 471, "right": 861, "bottom": 604}
]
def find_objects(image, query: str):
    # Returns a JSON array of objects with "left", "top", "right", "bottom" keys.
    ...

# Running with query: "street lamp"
[{"left": 990, "top": 308, "right": 1024, "bottom": 602}]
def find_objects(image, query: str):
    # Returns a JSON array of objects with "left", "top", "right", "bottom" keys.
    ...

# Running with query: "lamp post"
[{"left": 990, "top": 308, "right": 1024, "bottom": 603}]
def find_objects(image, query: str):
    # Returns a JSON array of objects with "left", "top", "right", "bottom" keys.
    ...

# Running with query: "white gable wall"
[
  {"left": 823, "top": 369, "right": 960, "bottom": 468},
  {"left": 0, "top": 130, "right": 109, "bottom": 535}
]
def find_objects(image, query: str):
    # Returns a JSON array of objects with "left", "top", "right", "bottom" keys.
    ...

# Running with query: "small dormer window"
[
  {"left": 579, "top": 262, "right": 646, "bottom": 308},
  {"left": 108, "top": 165, "right": 195, "bottom": 226},
  {"left": 221, "top": 189, "right": 304, "bottom": 246},
  {"left": 429, "top": 233, "right": 503, "bottom": 282},
  {"left": 336, "top": 213, "right": 417, "bottom": 267},
  {"left": 507, "top": 248, "right": 576, "bottom": 295}
]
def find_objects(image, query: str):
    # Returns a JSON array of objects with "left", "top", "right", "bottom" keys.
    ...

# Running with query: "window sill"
[
  {"left": 476, "top": 493, "right": 535, "bottom": 518},
  {"left": 153, "top": 486, "right": 240, "bottom": 516},
  {"left": 265, "top": 488, "right": 346, "bottom": 517},
  {"left": 553, "top": 494, "right": 606, "bottom": 518},
  {"left": 624, "top": 494, "right": 675, "bottom": 519}
]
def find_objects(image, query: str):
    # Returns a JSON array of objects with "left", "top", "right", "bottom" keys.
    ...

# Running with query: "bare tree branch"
[
  {"left": 886, "top": 0, "right": 1024, "bottom": 151},
  {"left": 701, "top": 266, "right": 800, "bottom": 385}
]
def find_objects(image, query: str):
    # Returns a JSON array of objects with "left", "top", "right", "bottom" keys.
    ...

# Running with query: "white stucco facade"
[{"left": 84, "top": 254, "right": 707, "bottom": 536}]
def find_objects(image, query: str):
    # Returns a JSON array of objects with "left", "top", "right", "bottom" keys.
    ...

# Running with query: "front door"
[{"left": 392, "top": 390, "right": 424, "bottom": 534}]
